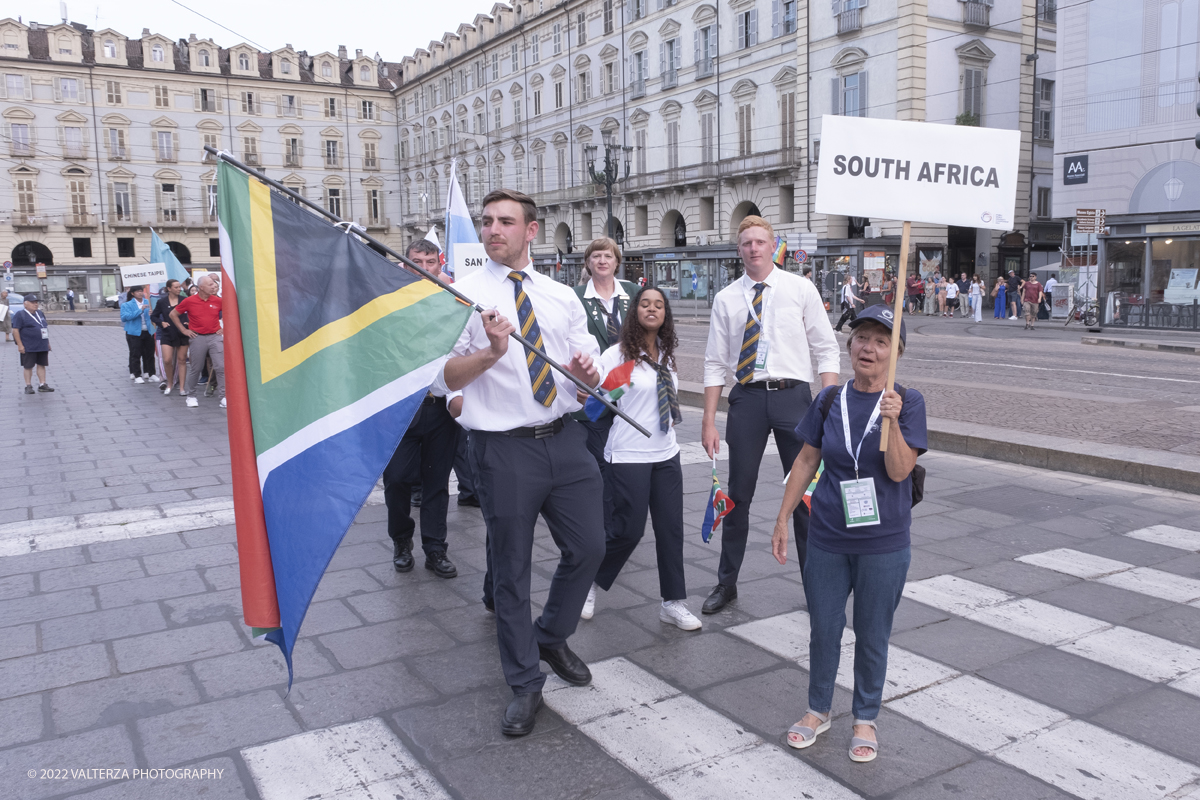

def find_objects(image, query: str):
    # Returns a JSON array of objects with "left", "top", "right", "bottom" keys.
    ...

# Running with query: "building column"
[{"left": 896, "top": 0, "right": 928, "bottom": 122}]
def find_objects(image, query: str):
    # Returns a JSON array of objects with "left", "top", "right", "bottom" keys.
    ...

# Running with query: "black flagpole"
[{"left": 206, "top": 146, "right": 651, "bottom": 438}]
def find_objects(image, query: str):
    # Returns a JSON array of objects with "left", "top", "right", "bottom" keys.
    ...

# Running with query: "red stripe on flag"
[{"left": 222, "top": 269, "right": 281, "bottom": 629}]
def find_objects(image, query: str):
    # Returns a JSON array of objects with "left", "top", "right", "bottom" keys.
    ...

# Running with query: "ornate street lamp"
[{"left": 584, "top": 141, "right": 634, "bottom": 240}]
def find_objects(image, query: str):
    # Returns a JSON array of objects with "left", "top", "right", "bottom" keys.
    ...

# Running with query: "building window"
[
  {"left": 736, "top": 9, "right": 758, "bottom": 50},
  {"left": 701, "top": 112, "right": 714, "bottom": 162},
  {"left": 603, "top": 0, "right": 615, "bottom": 33},
  {"left": 515, "top": 159, "right": 525, "bottom": 192},
  {"left": 280, "top": 94, "right": 299, "bottom": 117},
  {"left": 242, "top": 91, "right": 258, "bottom": 114},
  {"left": 199, "top": 48, "right": 213, "bottom": 67},
  {"left": 199, "top": 87, "right": 220, "bottom": 112},
  {"left": 494, "top": 104, "right": 502, "bottom": 130},
  {"left": 577, "top": 12, "right": 587, "bottom": 45},
  {"left": 152, "top": 44, "right": 165, "bottom": 62},
  {"left": 554, "top": 81, "right": 564, "bottom": 109},
  {"left": 325, "top": 187, "right": 341, "bottom": 216},
  {"left": 209, "top": 237, "right": 221, "bottom": 257},
  {"left": 280, "top": 57, "right": 292, "bottom": 74},
  {"left": 493, "top": 164, "right": 503, "bottom": 189},
  {"left": 73, "top": 237, "right": 92, "bottom": 257},
  {"left": 360, "top": 65, "right": 371, "bottom": 81},
  {"left": 239, "top": 52, "right": 250, "bottom": 70},
  {"left": 781, "top": 90, "right": 796, "bottom": 150},
  {"left": 159, "top": 183, "right": 179, "bottom": 222},
  {"left": 535, "top": 153, "right": 545, "bottom": 193},
  {"left": 363, "top": 141, "right": 378, "bottom": 169},
  {"left": 15, "top": 177, "right": 35, "bottom": 217},
  {"left": 106, "top": 80, "right": 121, "bottom": 104},
  {"left": 58, "top": 77, "right": 79, "bottom": 101},
  {"left": 154, "top": 85, "right": 169, "bottom": 108},
  {"left": 1036, "top": 186, "right": 1052, "bottom": 219},
  {"left": 666, "top": 120, "right": 679, "bottom": 170},
  {"left": 553, "top": 23, "right": 562, "bottom": 55},
  {"left": 285, "top": 137, "right": 301, "bottom": 166},
  {"left": 8, "top": 123, "right": 31, "bottom": 156},
  {"left": 661, "top": 37, "right": 680, "bottom": 87},
  {"left": 325, "top": 97, "right": 339, "bottom": 119},
  {"left": 533, "top": 89, "right": 542, "bottom": 116},
  {"left": 511, "top": 43, "right": 519, "bottom": 71},
  {"left": 203, "top": 133, "right": 219, "bottom": 160},
  {"left": 243, "top": 136, "right": 259, "bottom": 165},
  {"left": 107, "top": 128, "right": 127, "bottom": 159},
  {"left": 63, "top": 126, "right": 85, "bottom": 159},
  {"left": 962, "top": 67, "right": 984, "bottom": 122},
  {"left": 835, "top": 71, "right": 867, "bottom": 117},
  {"left": 361, "top": 100, "right": 375, "bottom": 120},
  {"left": 633, "top": 0, "right": 646, "bottom": 20},
  {"left": 103, "top": 39, "right": 116, "bottom": 58},
  {"left": 556, "top": 148, "right": 566, "bottom": 190},
  {"left": 513, "top": 99, "right": 522, "bottom": 124},
  {"left": 1035, "top": 79, "right": 1053, "bottom": 139},
  {"left": 696, "top": 26, "right": 715, "bottom": 77},
  {"left": 156, "top": 130, "right": 175, "bottom": 161},
  {"left": 324, "top": 139, "right": 340, "bottom": 167},
  {"left": 737, "top": 104, "right": 752, "bottom": 156},
  {"left": 604, "top": 62, "right": 617, "bottom": 94},
  {"left": 492, "top": 52, "right": 499, "bottom": 81},
  {"left": 780, "top": 0, "right": 797, "bottom": 34},
  {"left": 117, "top": 237, "right": 135, "bottom": 258},
  {"left": 368, "top": 188, "right": 381, "bottom": 223},
  {"left": 577, "top": 71, "right": 591, "bottom": 102},
  {"left": 112, "top": 182, "right": 132, "bottom": 221},
  {"left": 635, "top": 129, "right": 647, "bottom": 173},
  {"left": 531, "top": 34, "right": 541, "bottom": 64}
]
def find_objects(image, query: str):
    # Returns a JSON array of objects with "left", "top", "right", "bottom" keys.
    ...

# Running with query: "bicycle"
[{"left": 1064, "top": 297, "right": 1099, "bottom": 328}]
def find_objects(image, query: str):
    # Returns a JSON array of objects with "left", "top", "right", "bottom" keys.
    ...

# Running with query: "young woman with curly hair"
[{"left": 580, "top": 286, "right": 701, "bottom": 630}]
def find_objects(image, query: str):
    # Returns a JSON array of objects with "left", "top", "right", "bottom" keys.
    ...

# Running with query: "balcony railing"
[
  {"left": 65, "top": 213, "right": 98, "bottom": 228},
  {"left": 621, "top": 148, "right": 798, "bottom": 193},
  {"left": 12, "top": 213, "right": 47, "bottom": 229},
  {"left": 9, "top": 143, "right": 34, "bottom": 158},
  {"left": 962, "top": 0, "right": 990, "bottom": 27},
  {"left": 360, "top": 217, "right": 389, "bottom": 230},
  {"left": 630, "top": 78, "right": 646, "bottom": 99},
  {"left": 64, "top": 147, "right": 87, "bottom": 160},
  {"left": 108, "top": 213, "right": 137, "bottom": 227},
  {"left": 244, "top": 153, "right": 260, "bottom": 166},
  {"left": 284, "top": 154, "right": 301, "bottom": 167},
  {"left": 837, "top": 7, "right": 862, "bottom": 34},
  {"left": 363, "top": 157, "right": 378, "bottom": 170},
  {"left": 661, "top": 69, "right": 678, "bottom": 90},
  {"left": 696, "top": 60, "right": 713, "bottom": 80}
]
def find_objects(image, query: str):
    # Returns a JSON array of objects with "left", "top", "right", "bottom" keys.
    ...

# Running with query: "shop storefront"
[
  {"left": 6, "top": 264, "right": 121, "bottom": 310},
  {"left": 1098, "top": 222, "right": 1200, "bottom": 330},
  {"left": 812, "top": 237, "right": 904, "bottom": 307}
]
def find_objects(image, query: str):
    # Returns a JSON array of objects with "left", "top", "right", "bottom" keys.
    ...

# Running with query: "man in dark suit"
[{"left": 573, "top": 238, "right": 639, "bottom": 593}]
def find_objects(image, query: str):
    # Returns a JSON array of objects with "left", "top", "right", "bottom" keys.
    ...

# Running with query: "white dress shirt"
[
  {"left": 599, "top": 344, "right": 679, "bottom": 464},
  {"left": 704, "top": 266, "right": 839, "bottom": 387},
  {"left": 434, "top": 258, "right": 601, "bottom": 431},
  {"left": 583, "top": 278, "right": 629, "bottom": 317}
]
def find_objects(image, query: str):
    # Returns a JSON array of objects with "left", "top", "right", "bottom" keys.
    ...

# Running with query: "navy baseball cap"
[
  {"left": 849, "top": 304, "right": 907, "bottom": 345},
  {"left": 23, "top": 293, "right": 40, "bottom": 302}
]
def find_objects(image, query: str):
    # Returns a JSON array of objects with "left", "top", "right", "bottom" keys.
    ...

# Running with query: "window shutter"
[
  {"left": 215, "top": 89, "right": 223, "bottom": 112},
  {"left": 193, "top": 87, "right": 201, "bottom": 110},
  {"left": 129, "top": 182, "right": 139, "bottom": 224},
  {"left": 736, "top": 13, "right": 745, "bottom": 49},
  {"left": 657, "top": 0, "right": 664, "bottom": 8},
  {"left": 296, "top": 98, "right": 303, "bottom": 119},
  {"left": 694, "top": 31, "right": 700, "bottom": 63},
  {"left": 276, "top": 94, "right": 283, "bottom": 117},
  {"left": 28, "top": 122, "right": 37, "bottom": 146},
  {"left": 173, "top": 131, "right": 179, "bottom": 159},
  {"left": 858, "top": 71, "right": 868, "bottom": 117},
  {"left": 53, "top": 78, "right": 62, "bottom": 102},
  {"left": 674, "top": 41, "right": 681, "bottom": 70},
  {"left": 772, "top": 0, "right": 780, "bottom": 37},
  {"left": 155, "top": 183, "right": 162, "bottom": 223},
  {"left": 107, "top": 182, "right": 115, "bottom": 222},
  {"left": 659, "top": 42, "right": 665, "bottom": 76},
  {"left": 57, "top": 126, "right": 64, "bottom": 147},
  {"left": 749, "top": 9, "right": 758, "bottom": 45},
  {"left": 831, "top": 76, "right": 841, "bottom": 115},
  {"left": 832, "top": 0, "right": 841, "bottom": 13},
  {"left": 23, "top": 76, "right": 32, "bottom": 100}
]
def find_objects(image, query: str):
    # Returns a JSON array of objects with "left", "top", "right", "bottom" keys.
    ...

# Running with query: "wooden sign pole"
[{"left": 879, "top": 220, "right": 911, "bottom": 452}]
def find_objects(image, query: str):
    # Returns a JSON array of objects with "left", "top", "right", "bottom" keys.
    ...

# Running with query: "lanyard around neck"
[{"left": 841, "top": 387, "right": 883, "bottom": 480}]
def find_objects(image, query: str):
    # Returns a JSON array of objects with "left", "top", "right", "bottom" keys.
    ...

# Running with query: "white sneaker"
[
  {"left": 1008, "top": 315, "right": 1017, "bottom": 320},
  {"left": 219, "top": 397, "right": 227, "bottom": 409},
  {"left": 148, "top": 374, "right": 159, "bottom": 383},
  {"left": 164, "top": 388, "right": 172, "bottom": 396},
  {"left": 186, "top": 396, "right": 199, "bottom": 408},
  {"left": 660, "top": 600, "right": 702, "bottom": 631},
  {"left": 581, "top": 584, "right": 597, "bottom": 620},
  {"left": 179, "top": 390, "right": 188, "bottom": 396},
  {"left": 134, "top": 376, "right": 145, "bottom": 384},
  {"left": 129, "top": 373, "right": 135, "bottom": 380}
]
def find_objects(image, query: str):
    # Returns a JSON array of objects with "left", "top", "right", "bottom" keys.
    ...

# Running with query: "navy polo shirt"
[{"left": 13, "top": 308, "right": 49, "bottom": 352}]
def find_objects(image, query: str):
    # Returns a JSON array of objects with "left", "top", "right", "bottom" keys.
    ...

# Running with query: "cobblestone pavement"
[
  {"left": 3, "top": 326, "right": 1200, "bottom": 798},
  {"left": 675, "top": 314, "right": 1200, "bottom": 457}
]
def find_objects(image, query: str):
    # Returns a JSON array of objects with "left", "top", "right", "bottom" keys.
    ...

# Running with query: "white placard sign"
[
  {"left": 452, "top": 243, "right": 488, "bottom": 281},
  {"left": 816, "top": 115, "right": 1021, "bottom": 231},
  {"left": 120, "top": 262, "right": 169, "bottom": 286}
]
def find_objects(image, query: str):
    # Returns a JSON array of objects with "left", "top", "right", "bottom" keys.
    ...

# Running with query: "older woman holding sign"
[{"left": 771, "top": 304, "right": 927, "bottom": 763}]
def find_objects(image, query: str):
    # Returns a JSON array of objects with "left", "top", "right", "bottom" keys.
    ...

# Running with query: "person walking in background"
[
  {"left": 171, "top": 274, "right": 226, "bottom": 409},
  {"left": 955, "top": 273, "right": 971, "bottom": 317},
  {"left": 992, "top": 276, "right": 1007, "bottom": 319},
  {"left": 66, "top": 288, "right": 75, "bottom": 312},
  {"left": 120, "top": 286, "right": 157, "bottom": 384},
  {"left": 12, "top": 293, "right": 53, "bottom": 394},
  {"left": 1022, "top": 273, "right": 1044, "bottom": 330},
  {"left": 152, "top": 279, "right": 188, "bottom": 396},
  {"left": 969, "top": 275, "right": 984, "bottom": 322},
  {"left": 922, "top": 276, "right": 936, "bottom": 316},
  {"left": 1043, "top": 273, "right": 1058, "bottom": 313},
  {"left": 942, "top": 276, "right": 958, "bottom": 317},
  {"left": 906, "top": 273, "right": 923, "bottom": 314},
  {"left": 1006, "top": 270, "right": 1021, "bottom": 320},
  {"left": 584, "top": 286, "right": 701, "bottom": 631},
  {"left": 772, "top": 305, "right": 926, "bottom": 765},
  {"left": 835, "top": 274, "right": 862, "bottom": 332}
]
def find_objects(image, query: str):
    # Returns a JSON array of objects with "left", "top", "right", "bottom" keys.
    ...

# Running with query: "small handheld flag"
[
  {"left": 584, "top": 359, "right": 636, "bottom": 421},
  {"left": 772, "top": 236, "right": 788, "bottom": 267},
  {"left": 803, "top": 460, "right": 824, "bottom": 511},
  {"left": 700, "top": 457, "right": 735, "bottom": 543}
]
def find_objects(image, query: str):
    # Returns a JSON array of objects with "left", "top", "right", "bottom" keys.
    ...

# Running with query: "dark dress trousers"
[{"left": 382, "top": 395, "right": 457, "bottom": 556}]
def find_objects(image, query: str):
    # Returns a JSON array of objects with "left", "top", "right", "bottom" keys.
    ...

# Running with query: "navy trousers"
[
  {"left": 453, "top": 425, "right": 477, "bottom": 500},
  {"left": 578, "top": 413, "right": 616, "bottom": 536},
  {"left": 382, "top": 397, "right": 457, "bottom": 556},
  {"left": 471, "top": 420, "right": 605, "bottom": 694},
  {"left": 719, "top": 382, "right": 812, "bottom": 585},
  {"left": 595, "top": 455, "right": 686, "bottom": 601}
]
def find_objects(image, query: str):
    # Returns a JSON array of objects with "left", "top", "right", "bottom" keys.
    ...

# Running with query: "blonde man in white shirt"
[
  {"left": 436, "top": 189, "right": 605, "bottom": 738},
  {"left": 700, "top": 216, "right": 840, "bottom": 614}
]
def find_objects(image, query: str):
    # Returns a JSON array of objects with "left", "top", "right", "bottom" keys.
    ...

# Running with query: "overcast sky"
[{"left": 25, "top": 0, "right": 497, "bottom": 64}]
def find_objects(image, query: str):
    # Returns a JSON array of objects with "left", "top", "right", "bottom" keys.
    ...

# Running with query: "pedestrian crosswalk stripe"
[
  {"left": 904, "top": 575, "right": 1200, "bottom": 696},
  {"left": 1125, "top": 524, "right": 1200, "bottom": 552},
  {"left": 543, "top": 657, "right": 863, "bottom": 800},
  {"left": 1018, "top": 548, "right": 1200, "bottom": 605},
  {"left": 728, "top": 614, "right": 1200, "bottom": 800},
  {"left": 241, "top": 717, "right": 451, "bottom": 800}
]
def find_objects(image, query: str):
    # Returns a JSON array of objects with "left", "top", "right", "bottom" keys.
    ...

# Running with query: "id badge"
[
  {"left": 40, "top": 328, "right": 49, "bottom": 340},
  {"left": 840, "top": 478, "right": 880, "bottom": 527},
  {"left": 754, "top": 340, "right": 769, "bottom": 371}
]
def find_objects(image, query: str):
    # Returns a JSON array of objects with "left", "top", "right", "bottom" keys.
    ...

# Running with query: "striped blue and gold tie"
[
  {"left": 508, "top": 271, "right": 558, "bottom": 407},
  {"left": 735, "top": 282, "right": 766, "bottom": 384}
]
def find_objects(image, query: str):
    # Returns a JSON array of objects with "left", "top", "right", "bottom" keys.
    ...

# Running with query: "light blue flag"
[
  {"left": 150, "top": 229, "right": 190, "bottom": 283},
  {"left": 443, "top": 161, "right": 478, "bottom": 279}
]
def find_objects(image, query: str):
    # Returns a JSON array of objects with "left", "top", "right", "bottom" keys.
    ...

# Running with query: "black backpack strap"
[{"left": 819, "top": 385, "right": 840, "bottom": 421}]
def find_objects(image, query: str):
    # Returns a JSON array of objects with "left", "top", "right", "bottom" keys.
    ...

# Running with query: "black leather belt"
[
  {"left": 499, "top": 415, "right": 569, "bottom": 439},
  {"left": 421, "top": 393, "right": 439, "bottom": 406},
  {"left": 745, "top": 379, "right": 804, "bottom": 391}
]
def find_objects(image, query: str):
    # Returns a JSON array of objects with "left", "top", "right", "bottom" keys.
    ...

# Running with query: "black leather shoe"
[
  {"left": 501, "top": 691, "right": 542, "bottom": 737},
  {"left": 392, "top": 541, "right": 414, "bottom": 572},
  {"left": 538, "top": 643, "right": 591, "bottom": 686},
  {"left": 457, "top": 494, "right": 481, "bottom": 507},
  {"left": 702, "top": 584, "right": 737, "bottom": 615},
  {"left": 410, "top": 491, "right": 422, "bottom": 508},
  {"left": 425, "top": 552, "right": 457, "bottom": 579}
]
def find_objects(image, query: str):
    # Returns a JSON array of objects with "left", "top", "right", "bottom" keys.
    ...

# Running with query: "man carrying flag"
[
  {"left": 700, "top": 457, "right": 734, "bottom": 543},
  {"left": 434, "top": 188, "right": 605, "bottom": 737},
  {"left": 699, "top": 215, "right": 839, "bottom": 615}
]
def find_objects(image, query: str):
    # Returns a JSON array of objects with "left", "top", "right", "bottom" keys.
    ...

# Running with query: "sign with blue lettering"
[{"left": 815, "top": 115, "right": 1021, "bottom": 231}]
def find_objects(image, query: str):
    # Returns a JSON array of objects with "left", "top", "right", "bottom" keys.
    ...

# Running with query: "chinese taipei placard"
[{"left": 816, "top": 115, "right": 1021, "bottom": 231}]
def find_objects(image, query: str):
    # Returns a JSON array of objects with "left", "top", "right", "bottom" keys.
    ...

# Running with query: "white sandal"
[
  {"left": 786, "top": 709, "right": 830, "bottom": 750},
  {"left": 848, "top": 718, "right": 878, "bottom": 763}
]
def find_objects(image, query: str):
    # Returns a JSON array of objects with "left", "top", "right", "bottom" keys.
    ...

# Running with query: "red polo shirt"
[{"left": 176, "top": 293, "right": 222, "bottom": 334}]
